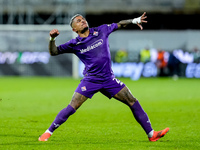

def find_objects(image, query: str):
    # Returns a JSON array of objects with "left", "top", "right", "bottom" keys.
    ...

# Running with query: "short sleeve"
[
  {"left": 57, "top": 40, "right": 75, "bottom": 54},
  {"left": 98, "top": 23, "right": 118, "bottom": 36}
]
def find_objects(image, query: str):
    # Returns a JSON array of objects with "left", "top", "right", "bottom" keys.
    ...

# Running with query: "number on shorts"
[{"left": 113, "top": 78, "right": 123, "bottom": 86}]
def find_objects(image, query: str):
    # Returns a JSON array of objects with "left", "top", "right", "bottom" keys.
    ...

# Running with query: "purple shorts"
[{"left": 75, "top": 77, "right": 125, "bottom": 99}]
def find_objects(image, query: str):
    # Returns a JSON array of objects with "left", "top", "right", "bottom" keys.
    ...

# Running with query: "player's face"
[{"left": 72, "top": 16, "right": 89, "bottom": 33}]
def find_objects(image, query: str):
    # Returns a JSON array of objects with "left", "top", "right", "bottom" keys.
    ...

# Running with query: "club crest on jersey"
[
  {"left": 93, "top": 31, "right": 98, "bottom": 36},
  {"left": 81, "top": 86, "right": 87, "bottom": 91}
]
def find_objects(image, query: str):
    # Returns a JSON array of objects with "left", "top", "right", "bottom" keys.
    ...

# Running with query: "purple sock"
[
  {"left": 48, "top": 105, "right": 76, "bottom": 133},
  {"left": 130, "top": 101, "right": 153, "bottom": 135}
]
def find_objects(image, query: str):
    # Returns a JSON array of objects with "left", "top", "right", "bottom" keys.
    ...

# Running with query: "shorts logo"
[{"left": 81, "top": 86, "right": 87, "bottom": 91}]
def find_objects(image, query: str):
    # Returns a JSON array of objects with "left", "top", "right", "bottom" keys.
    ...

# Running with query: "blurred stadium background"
[{"left": 0, "top": 0, "right": 200, "bottom": 79}]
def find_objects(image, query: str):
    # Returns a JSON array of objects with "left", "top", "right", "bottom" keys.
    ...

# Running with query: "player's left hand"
[{"left": 137, "top": 12, "right": 147, "bottom": 30}]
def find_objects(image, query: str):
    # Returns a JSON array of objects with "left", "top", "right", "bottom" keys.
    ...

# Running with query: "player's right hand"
[{"left": 50, "top": 29, "right": 60, "bottom": 38}]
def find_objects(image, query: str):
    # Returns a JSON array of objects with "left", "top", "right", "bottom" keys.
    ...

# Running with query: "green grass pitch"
[{"left": 0, "top": 77, "right": 200, "bottom": 150}]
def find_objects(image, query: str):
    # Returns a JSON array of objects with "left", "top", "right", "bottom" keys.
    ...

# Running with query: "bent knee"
[{"left": 70, "top": 92, "right": 88, "bottom": 110}]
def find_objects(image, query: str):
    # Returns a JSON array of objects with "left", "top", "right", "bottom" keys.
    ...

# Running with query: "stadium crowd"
[{"left": 113, "top": 47, "right": 200, "bottom": 78}]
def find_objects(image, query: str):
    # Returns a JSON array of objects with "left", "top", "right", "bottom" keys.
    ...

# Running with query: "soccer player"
[{"left": 39, "top": 12, "right": 169, "bottom": 142}]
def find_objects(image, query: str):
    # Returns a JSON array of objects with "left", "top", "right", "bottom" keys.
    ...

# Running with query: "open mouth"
[{"left": 82, "top": 22, "right": 86, "bottom": 26}]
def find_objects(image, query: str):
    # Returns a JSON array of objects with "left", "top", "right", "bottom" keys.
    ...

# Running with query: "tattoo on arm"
[
  {"left": 49, "top": 41, "right": 59, "bottom": 56},
  {"left": 117, "top": 19, "right": 132, "bottom": 29}
]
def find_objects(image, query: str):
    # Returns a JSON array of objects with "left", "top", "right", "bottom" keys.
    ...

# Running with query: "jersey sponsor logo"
[{"left": 80, "top": 39, "right": 103, "bottom": 54}]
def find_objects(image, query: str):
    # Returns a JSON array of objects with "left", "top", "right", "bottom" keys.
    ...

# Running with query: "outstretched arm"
[
  {"left": 49, "top": 29, "right": 60, "bottom": 56},
  {"left": 117, "top": 12, "right": 147, "bottom": 30}
]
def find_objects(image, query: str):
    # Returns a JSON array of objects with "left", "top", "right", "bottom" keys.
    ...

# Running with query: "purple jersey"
[{"left": 57, "top": 23, "right": 118, "bottom": 81}]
